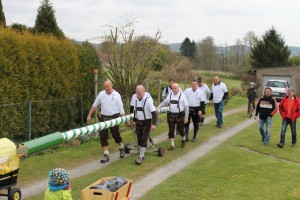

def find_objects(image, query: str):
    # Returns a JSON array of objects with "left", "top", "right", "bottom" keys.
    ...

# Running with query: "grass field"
[
  {"left": 141, "top": 114, "right": 300, "bottom": 200},
  {"left": 21, "top": 94, "right": 300, "bottom": 200},
  {"left": 24, "top": 99, "right": 300, "bottom": 200},
  {"left": 21, "top": 97, "right": 248, "bottom": 199}
]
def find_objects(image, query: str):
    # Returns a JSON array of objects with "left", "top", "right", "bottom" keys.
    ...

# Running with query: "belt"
[
  {"left": 169, "top": 111, "right": 184, "bottom": 115},
  {"left": 101, "top": 113, "right": 119, "bottom": 117}
]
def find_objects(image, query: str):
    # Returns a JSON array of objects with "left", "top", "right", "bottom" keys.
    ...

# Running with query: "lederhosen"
[
  {"left": 99, "top": 113, "right": 122, "bottom": 147},
  {"left": 167, "top": 93, "right": 185, "bottom": 138},
  {"left": 134, "top": 97, "right": 151, "bottom": 147}
]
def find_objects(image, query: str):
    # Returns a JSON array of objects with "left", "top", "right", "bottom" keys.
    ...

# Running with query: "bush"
[
  {"left": 230, "top": 86, "right": 245, "bottom": 97},
  {"left": 0, "top": 27, "right": 82, "bottom": 139}
]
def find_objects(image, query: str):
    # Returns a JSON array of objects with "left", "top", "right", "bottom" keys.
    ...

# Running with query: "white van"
[{"left": 265, "top": 80, "right": 290, "bottom": 101}]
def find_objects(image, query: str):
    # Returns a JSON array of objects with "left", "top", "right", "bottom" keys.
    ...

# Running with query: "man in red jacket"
[{"left": 277, "top": 87, "right": 300, "bottom": 148}]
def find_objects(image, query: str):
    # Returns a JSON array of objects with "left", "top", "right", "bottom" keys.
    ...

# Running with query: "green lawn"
[
  {"left": 23, "top": 97, "right": 248, "bottom": 200},
  {"left": 141, "top": 114, "right": 300, "bottom": 200}
]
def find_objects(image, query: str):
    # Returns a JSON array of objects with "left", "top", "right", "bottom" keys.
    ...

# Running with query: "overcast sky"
[{"left": 2, "top": 0, "right": 300, "bottom": 46}]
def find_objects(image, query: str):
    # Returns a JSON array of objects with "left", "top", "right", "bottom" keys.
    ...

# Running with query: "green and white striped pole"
[
  {"left": 158, "top": 107, "right": 169, "bottom": 113},
  {"left": 62, "top": 114, "right": 133, "bottom": 141},
  {"left": 17, "top": 107, "right": 169, "bottom": 157},
  {"left": 17, "top": 114, "right": 133, "bottom": 156}
]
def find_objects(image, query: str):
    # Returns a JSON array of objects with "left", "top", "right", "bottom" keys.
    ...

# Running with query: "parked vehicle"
[{"left": 265, "top": 80, "right": 290, "bottom": 101}]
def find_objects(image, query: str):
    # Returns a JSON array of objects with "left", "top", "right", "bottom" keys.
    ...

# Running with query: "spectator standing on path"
[
  {"left": 157, "top": 83, "right": 189, "bottom": 150},
  {"left": 277, "top": 87, "right": 300, "bottom": 148},
  {"left": 44, "top": 168, "right": 72, "bottom": 200},
  {"left": 197, "top": 76, "right": 211, "bottom": 125},
  {"left": 209, "top": 76, "right": 228, "bottom": 128},
  {"left": 131, "top": 85, "right": 157, "bottom": 165},
  {"left": 184, "top": 80, "right": 205, "bottom": 142},
  {"left": 247, "top": 82, "right": 257, "bottom": 114},
  {"left": 254, "top": 87, "right": 278, "bottom": 145},
  {"left": 87, "top": 80, "right": 127, "bottom": 163}
]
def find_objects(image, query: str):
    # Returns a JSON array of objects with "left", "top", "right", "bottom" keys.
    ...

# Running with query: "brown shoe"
[
  {"left": 291, "top": 143, "right": 296, "bottom": 147},
  {"left": 168, "top": 146, "right": 175, "bottom": 151},
  {"left": 277, "top": 143, "right": 284, "bottom": 148},
  {"left": 181, "top": 140, "right": 186, "bottom": 148}
]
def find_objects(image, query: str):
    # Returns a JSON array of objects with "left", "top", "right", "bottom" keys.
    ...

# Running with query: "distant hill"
[
  {"left": 289, "top": 46, "right": 300, "bottom": 56},
  {"left": 168, "top": 43, "right": 300, "bottom": 56},
  {"left": 168, "top": 43, "right": 181, "bottom": 52}
]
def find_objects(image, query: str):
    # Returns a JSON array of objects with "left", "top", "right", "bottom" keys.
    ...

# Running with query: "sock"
[
  {"left": 139, "top": 147, "right": 146, "bottom": 158},
  {"left": 104, "top": 150, "right": 109, "bottom": 155},
  {"left": 171, "top": 141, "right": 175, "bottom": 147},
  {"left": 119, "top": 143, "right": 124, "bottom": 149}
]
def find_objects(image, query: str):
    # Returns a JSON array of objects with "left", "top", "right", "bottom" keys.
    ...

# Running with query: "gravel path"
[
  {"left": 1, "top": 108, "right": 248, "bottom": 199},
  {"left": 130, "top": 117, "right": 256, "bottom": 199}
]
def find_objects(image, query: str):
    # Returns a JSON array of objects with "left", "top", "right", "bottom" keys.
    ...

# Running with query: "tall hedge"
[
  {"left": 75, "top": 41, "right": 101, "bottom": 119},
  {"left": 0, "top": 27, "right": 82, "bottom": 140}
]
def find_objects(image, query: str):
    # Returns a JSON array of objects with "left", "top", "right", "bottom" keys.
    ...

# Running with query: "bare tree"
[
  {"left": 195, "top": 36, "right": 217, "bottom": 70},
  {"left": 218, "top": 43, "right": 229, "bottom": 71},
  {"left": 243, "top": 31, "right": 259, "bottom": 49},
  {"left": 100, "top": 21, "right": 162, "bottom": 108}
]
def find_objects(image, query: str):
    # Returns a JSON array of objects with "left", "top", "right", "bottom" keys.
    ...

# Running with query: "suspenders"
[
  {"left": 134, "top": 97, "right": 148, "bottom": 120},
  {"left": 169, "top": 92, "right": 182, "bottom": 112}
]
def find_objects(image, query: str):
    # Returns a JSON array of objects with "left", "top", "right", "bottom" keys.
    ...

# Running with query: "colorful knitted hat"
[{"left": 48, "top": 168, "right": 70, "bottom": 191}]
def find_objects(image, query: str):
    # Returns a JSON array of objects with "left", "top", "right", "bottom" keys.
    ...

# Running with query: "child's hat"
[{"left": 48, "top": 168, "right": 70, "bottom": 191}]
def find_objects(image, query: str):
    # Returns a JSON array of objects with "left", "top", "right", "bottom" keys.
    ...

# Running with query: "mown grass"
[
  {"left": 23, "top": 97, "right": 247, "bottom": 200},
  {"left": 141, "top": 114, "right": 300, "bottom": 200}
]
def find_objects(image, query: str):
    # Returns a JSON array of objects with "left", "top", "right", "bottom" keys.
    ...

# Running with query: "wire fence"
[{"left": 0, "top": 97, "right": 84, "bottom": 142}]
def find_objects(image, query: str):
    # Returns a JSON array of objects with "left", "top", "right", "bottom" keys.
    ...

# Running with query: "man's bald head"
[
  {"left": 172, "top": 83, "right": 180, "bottom": 94},
  {"left": 213, "top": 76, "right": 220, "bottom": 84},
  {"left": 104, "top": 80, "right": 113, "bottom": 94},
  {"left": 136, "top": 85, "right": 145, "bottom": 100}
]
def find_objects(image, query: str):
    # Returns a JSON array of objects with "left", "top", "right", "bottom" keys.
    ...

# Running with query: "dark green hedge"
[{"left": 0, "top": 28, "right": 100, "bottom": 140}]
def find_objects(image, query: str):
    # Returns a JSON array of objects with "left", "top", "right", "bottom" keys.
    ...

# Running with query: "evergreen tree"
[
  {"left": 250, "top": 27, "right": 290, "bottom": 68},
  {"left": 34, "top": 0, "right": 64, "bottom": 38},
  {"left": 180, "top": 37, "right": 196, "bottom": 58},
  {"left": 0, "top": 0, "right": 6, "bottom": 27}
]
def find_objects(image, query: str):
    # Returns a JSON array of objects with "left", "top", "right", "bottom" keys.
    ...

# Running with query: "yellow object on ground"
[{"left": 0, "top": 138, "right": 19, "bottom": 175}]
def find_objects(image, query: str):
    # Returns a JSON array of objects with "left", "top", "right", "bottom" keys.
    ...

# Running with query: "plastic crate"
[{"left": 81, "top": 176, "right": 132, "bottom": 200}]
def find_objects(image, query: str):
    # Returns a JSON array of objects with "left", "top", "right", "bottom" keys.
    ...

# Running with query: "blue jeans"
[
  {"left": 214, "top": 100, "right": 224, "bottom": 126},
  {"left": 258, "top": 116, "right": 272, "bottom": 144},
  {"left": 279, "top": 118, "right": 297, "bottom": 145}
]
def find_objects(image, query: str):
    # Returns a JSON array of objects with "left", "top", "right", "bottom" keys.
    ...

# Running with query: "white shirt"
[
  {"left": 211, "top": 82, "right": 228, "bottom": 103},
  {"left": 198, "top": 84, "right": 211, "bottom": 101},
  {"left": 160, "top": 92, "right": 189, "bottom": 113},
  {"left": 92, "top": 90, "right": 125, "bottom": 116},
  {"left": 162, "top": 86, "right": 172, "bottom": 100},
  {"left": 133, "top": 95, "right": 156, "bottom": 120},
  {"left": 130, "top": 92, "right": 153, "bottom": 106},
  {"left": 184, "top": 88, "right": 205, "bottom": 107}
]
